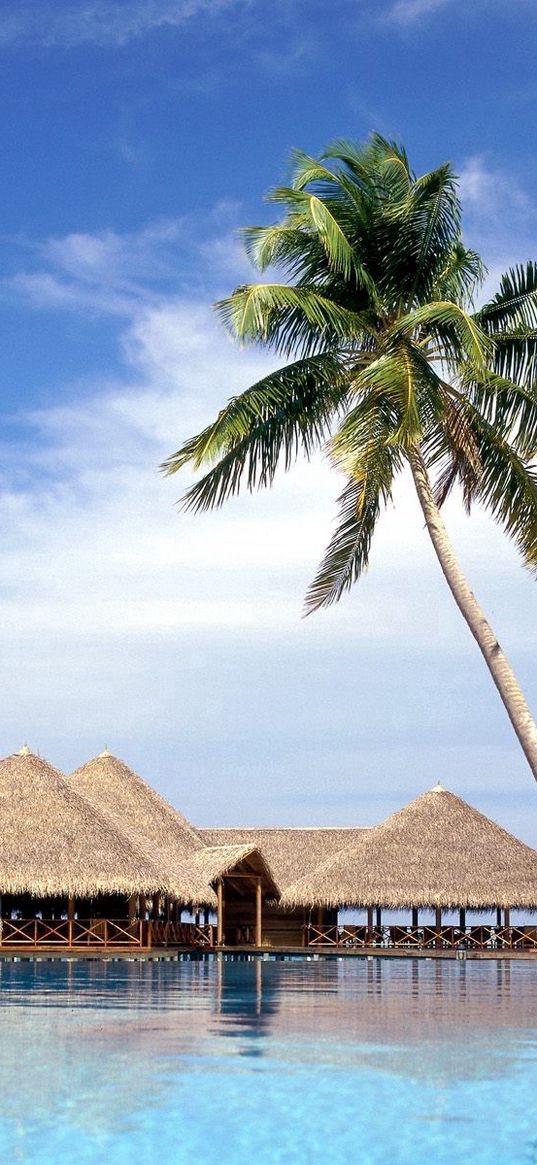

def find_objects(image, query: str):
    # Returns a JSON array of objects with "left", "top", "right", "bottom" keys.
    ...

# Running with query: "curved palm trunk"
[{"left": 408, "top": 446, "right": 537, "bottom": 782}]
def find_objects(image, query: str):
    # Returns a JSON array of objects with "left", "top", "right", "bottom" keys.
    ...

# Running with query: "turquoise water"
[{"left": 0, "top": 956, "right": 536, "bottom": 1164}]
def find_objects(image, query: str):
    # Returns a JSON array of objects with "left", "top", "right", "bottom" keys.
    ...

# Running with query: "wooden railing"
[
  {"left": 0, "top": 918, "right": 149, "bottom": 949},
  {"left": 306, "top": 924, "right": 537, "bottom": 951},
  {"left": 0, "top": 918, "right": 214, "bottom": 952},
  {"left": 151, "top": 921, "right": 214, "bottom": 949}
]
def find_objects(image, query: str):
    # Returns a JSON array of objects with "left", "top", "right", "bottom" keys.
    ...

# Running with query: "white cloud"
[
  {"left": 386, "top": 0, "right": 453, "bottom": 24},
  {"left": 5, "top": 209, "right": 253, "bottom": 317},
  {"left": 0, "top": 0, "right": 242, "bottom": 48},
  {"left": 458, "top": 156, "right": 537, "bottom": 288},
  {"left": 459, "top": 156, "right": 534, "bottom": 222},
  {"left": 1, "top": 293, "right": 534, "bottom": 650}
]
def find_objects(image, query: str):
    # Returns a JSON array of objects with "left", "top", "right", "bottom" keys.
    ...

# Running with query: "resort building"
[{"left": 1, "top": 747, "right": 537, "bottom": 956}]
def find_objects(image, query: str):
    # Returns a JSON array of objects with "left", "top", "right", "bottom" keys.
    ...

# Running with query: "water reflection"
[{"left": 0, "top": 955, "right": 535, "bottom": 1144}]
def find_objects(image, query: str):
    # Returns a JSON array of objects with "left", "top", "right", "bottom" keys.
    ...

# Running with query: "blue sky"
[{"left": 1, "top": 0, "right": 537, "bottom": 841}]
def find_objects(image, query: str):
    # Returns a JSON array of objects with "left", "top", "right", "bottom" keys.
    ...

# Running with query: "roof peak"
[
  {"left": 430, "top": 781, "right": 445, "bottom": 793},
  {"left": 17, "top": 744, "right": 31, "bottom": 756},
  {"left": 98, "top": 747, "right": 111, "bottom": 759}
]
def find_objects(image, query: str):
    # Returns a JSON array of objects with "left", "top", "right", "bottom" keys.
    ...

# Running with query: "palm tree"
[{"left": 163, "top": 135, "right": 537, "bottom": 781}]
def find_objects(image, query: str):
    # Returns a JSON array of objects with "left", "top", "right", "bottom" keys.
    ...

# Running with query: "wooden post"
[
  {"left": 152, "top": 892, "right": 160, "bottom": 920},
  {"left": 504, "top": 907, "right": 511, "bottom": 931},
  {"left": 412, "top": 907, "right": 419, "bottom": 928},
  {"left": 174, "top": 901, "right": 182, "bottom": 923},
  {"left": 255, "top": 879, "right": 263, "bottom": 948},
  {"left": 203, "top": 907, "right": 210, "bottom": 926},
  {"left": 496, "top": 907, "right": 502, "bottom": 928},
  {"left": 128, "top": 894, "right": 137, "bottom": 923},
  {"left": 138, "top": 893, "right": 146, "bottom": 920},
  {"left": 435, "top": 906, "right": 442, "bottom": 949},
  {"left": 459, "top": 908, "right": 466, "bottom": 931},
  {"left": 375, "top": 906, "right": 382, "bottom": 928},
  {"left": 67, "top": 895, "right": 75, "bottom": 947},
  {"left": 367, "top": 906, "right": 373, "bottom": 941},
  {"left": 216, "top": 879, "right": 224, "bottom": 946}
]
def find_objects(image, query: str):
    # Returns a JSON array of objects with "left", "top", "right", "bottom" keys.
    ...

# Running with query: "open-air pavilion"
[
  {"left": 2, "top": 747, "right": 537, "bottom": 957},
  {"left": 69, "top": 751, "right": 280, "bottom": 949},
  {"left": 281, "top": 784, "right": 537, "bottom": 952},
  {"left": 0, "top": 747, "right": 166, "bottom": 950},
  {"left": 0, "top": 748, "right": 280, "bottom": 953}
]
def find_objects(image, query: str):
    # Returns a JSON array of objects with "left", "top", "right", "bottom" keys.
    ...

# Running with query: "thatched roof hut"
[
  {"left": 69, "top": 751, "right": 217, "bottom": 905},
  {"left": 0, "top": 748, "right": 165, "bottom": 897},
  {"left": 200, "top": 828, "right": 366, "bottom": 890},
  {"left": 180, "top": 844, "right": 280, "bottom": 900},
  {"left": 282, "top": 785, "right": 537, "bottom": 910}
]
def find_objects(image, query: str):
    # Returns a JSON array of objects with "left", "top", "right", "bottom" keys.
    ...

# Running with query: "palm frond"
[
  {"left": 432, "top": 243, "right": 484, "bottom": 306},
  {"left": 423, "top": 398, "right": 483, "bottom": 510},
  {"left": 288, "top": 149, "right": 341, "bottom": 192},
  {"left": 266, "top": 186, "right": 367, "bottom": 287},
  {"left": 460, "top": 363, "right": 537, "bottom": 456},
  {"left": 305, "top": 438, "right": 400, "bottom": 611},
  {"left": 476, "top": 262, "right": 537, "bottom": 333},
  {"left": 489, "top": 327, "right": 537, "bottom": 386},
  {"left": 389, "top": 300, "right": 490, "bottom": 368},
  {"left": 162, "top": 354, "right": 349, "bottom": 510},
  {"left": 215, "top": 283, "right": 371, "bottom": 356},
  {"left": 466, "top": 406, "right": 537, "bottom": 568}
]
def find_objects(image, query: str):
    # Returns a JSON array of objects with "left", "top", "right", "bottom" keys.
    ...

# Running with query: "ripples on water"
[{"left": 0, "top": 956, "right": 536, "bottom": 1163}]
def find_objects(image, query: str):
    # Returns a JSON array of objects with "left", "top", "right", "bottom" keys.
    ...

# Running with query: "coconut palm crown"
[{"left": 163, "top": 134, "right": 537, "bottom": 780}]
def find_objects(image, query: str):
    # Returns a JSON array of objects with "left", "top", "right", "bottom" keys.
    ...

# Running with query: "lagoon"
[{"left": 0, "top": 956, "right": 536, "bottom": 1164}]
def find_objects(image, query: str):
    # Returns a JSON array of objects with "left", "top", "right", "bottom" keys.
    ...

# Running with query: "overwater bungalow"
[
  {"left": 281, "top": 785, "right": 537, "bottom": 952},
  {"left": 69, "top": 750, "right": 279, "bottom": 947},
  {"left": 0, "top": 747, "right": 165, "bottom": 949},
  {"left": 1, "top": 748, "right": 537, "bottom": 956}
]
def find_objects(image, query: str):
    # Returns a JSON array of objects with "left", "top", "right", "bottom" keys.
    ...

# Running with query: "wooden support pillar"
[
  {"left": 435, "top": 906, "right": 442, "bottom": 949},
  {"left": 174, "top": 901, "right": 182, "bottom": 923},
  {"left": 375, "top": 906, "right": 382, "bottom": 929},
  {"left": 459, "top": 908, "right": 466, "bottom": 931},
  {"left": 496, "top": 907, "right": 502, "bottom": 928},
  {"left": 216, "top": 879, "right": 224, "bottom": 946},
  {"left": 138, "top": 893, "right": 146, "bottom": 920},
  {"left": 367, "top": 906, "right": 373, "bottom": 938},
  {"left": 203, "top": 907, "right": 210, "bottom": 926},
  {"left": 67, "top": 895, "right": 75, "bottom": 946},
  {"left": 194, "top": 908, "right": 200, "bottom": 928},
  {"left": 255, "top": 878, "right": 263, "bottom": 948},
  {"left": 128, "top": 894, "right": 137, "bottom": 923},
  {"left": 411, "top": 907, "right": 419, "bottom": 928},
  {"left": 152, "top": 892, "right": 160, "bottom": 920},
  {"left": 504, "top": 907, "right": 511, "bottom": 929}
]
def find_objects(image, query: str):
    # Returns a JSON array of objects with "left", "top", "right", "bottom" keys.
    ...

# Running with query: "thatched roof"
[
  {"left": 180, "top": 845, "right": 280, "bottom": 899},
  {"left": 200, "top": 828, "right": 367, "bottom": 890},
  {"left": 69, "top": 751, "right": 216, "bottom": 906},
  {"left": 282, "top": 785, "right": 537, "bottom": 910},
  {"left": 0, "top": 749, "right": 165, "bottom": 897}
]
